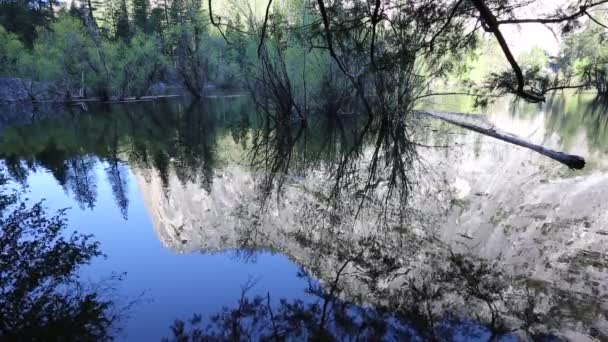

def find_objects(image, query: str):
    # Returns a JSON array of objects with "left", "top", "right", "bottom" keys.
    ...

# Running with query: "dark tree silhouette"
[{"left": 0, "top": 173, "right": 120, "bottom": 340}]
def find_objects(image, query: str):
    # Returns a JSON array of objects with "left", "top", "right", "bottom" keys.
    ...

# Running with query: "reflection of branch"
[
  {"left": 320, "top": 259, "right": 351, "bottom": 329},
  {"left": 266, "top": 292, "right": 280, "bottom": 340}
]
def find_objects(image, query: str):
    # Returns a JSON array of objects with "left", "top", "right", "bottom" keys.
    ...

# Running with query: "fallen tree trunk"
[{"left": 417, "top": 110, "right": 586, "bottom": 170}]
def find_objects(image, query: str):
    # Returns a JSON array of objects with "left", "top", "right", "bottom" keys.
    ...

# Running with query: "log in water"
[{"left": 417, "top": 110, "right": 586, "bottom": 170}]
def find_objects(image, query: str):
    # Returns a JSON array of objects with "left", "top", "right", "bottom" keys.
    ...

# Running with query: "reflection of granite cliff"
[
  {"left": 134, "top": 115, "right": 608, "bottom": 338},
  {"left": 136, "top": 123, "right": 608, "bottom": 282}
]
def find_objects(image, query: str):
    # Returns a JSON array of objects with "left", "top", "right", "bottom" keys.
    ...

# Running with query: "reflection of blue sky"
[{"left": 22, "top": 164, "right": 314, "bottom": 341}]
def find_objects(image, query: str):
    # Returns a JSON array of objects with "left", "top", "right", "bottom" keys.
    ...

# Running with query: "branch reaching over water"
[
  {"left": 417, "top": 110, "right": 586, "bottom": 170},
  {"left": 496, "top": 0, "right": 608, "bottom": 25},
  {"left": 472, "top": 0, "right": 545, "bottom": 103}
]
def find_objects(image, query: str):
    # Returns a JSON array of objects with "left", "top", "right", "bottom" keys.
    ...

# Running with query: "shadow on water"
[{"left": 1, "top": 91, "right": 607, "bottom": 340}]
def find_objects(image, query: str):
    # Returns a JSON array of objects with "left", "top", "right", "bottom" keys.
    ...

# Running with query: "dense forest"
[{"left": 0, "top": 0, "right": 607, "bottom": 104}]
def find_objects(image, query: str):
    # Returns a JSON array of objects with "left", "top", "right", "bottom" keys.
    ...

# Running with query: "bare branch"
[
  {"left": 472, "top": 0, "right": 545, "bottom": 102},
  {"left": 258, "top": 0, "right": 274, "bottom": 57},
  {"left": 208, "top": 0, "right": 230, "bottom": 43},
  {"left": 583, "top": 9, "right": 608, "bottom": 29}
]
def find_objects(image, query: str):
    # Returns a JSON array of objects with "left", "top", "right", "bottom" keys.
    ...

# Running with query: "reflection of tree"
[
  {"left": 165, "top": 233, "right": 604, "bottom": 341},
  {"left": 36, "top": 140, "right": 70, "bottom": 187},
  {"left": 230, "top": 109, "right": 250, "bottom": 151},
  {"left": 2, "top": 156, "right": 29, "bottom": 184},
  {"left": 0, "top": 174, "right": 120, "bottom": 340},
  {"left": 105, "top": 123, "right": 130, "bottom": 219},
  {"left": 203, "top": 168, "right": 604, "bottom": 342},
  {"left": 65, "top": 156, "right": 98, "bottom": 210},
  {"left": 539, "top": 94, "right": 608, "bottom": 153},
  {"left": 0, "top": 96, "right": 254, "bottom": 213},
  {"left": 172, "top": 101, "right": 217, "bottom": 192},
  {"left": 106, "top": 159, "right": 129, "bottom": 219},
  {"left": 247, "top": 38, "right": 423, "bottom": 214}
]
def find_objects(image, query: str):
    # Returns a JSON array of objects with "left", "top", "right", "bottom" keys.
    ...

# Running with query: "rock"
[
  {"left": 147, "top": 82, "right": 168, "bottom": 96},
  {"left": 0, "top": 77, "right": 29, "bottom": 102},
  {"left": 0, "top": 77, "right": 55, "bottom": 102}
]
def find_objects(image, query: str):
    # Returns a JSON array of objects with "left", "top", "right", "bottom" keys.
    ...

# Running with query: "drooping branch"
[
  {"left": 369, "top": 0, "right": 382, "bottom": 66},
  {"left": 258, "top": 0, "right": 274, "bottom": 57},
  {"left": 315, "top": 0, "right": 351, "bottom": 76},
  {"left": 427, "top": 0, "right": 464, "bottom": 52},
  {"left": 496, "top": 0, "right": 608, "bottom": 25},
  {"left": 472, "top": 0, "right": 545, "bottom": 103},
  {"left": 208, "top": 0, "right": 229, "bottom": 43},
  {"left": 583, "top": 9, "right": 608, "bottom": 29}
]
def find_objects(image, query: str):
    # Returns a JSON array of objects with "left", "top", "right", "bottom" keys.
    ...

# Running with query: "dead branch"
[{"left": 418, "top": 110, "right": 586, "bottom": 170}]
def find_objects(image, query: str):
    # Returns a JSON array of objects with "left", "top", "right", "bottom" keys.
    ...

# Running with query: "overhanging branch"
[{"left": 496, "top": 0, "right": 608, "bottom": 25}]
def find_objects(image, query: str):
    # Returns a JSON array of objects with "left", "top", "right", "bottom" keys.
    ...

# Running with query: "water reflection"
[
  {"left": 0, "top": 174, "right": 121, "bottom": 340},
  {"left": 544, "top": 95, "right": 608, "bottom": 153},
  {"left": 0, "top": 93, "right": 607, "bottom": 340},
  {"left": 163, "top": 255, "right": 523, "bottom": 342}
]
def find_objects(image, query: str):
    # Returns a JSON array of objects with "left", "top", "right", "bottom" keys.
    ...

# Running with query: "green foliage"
[
  {"left": 29, "top": 14, "right": 100, "bottom": 95},
  {"left": 3, "top": 9, "right": 172, "bottom": 99},
  {"left": 561, "top": 22, "right": 608, "bottom": 94},
  {"left": 446, "top": 34, "right": 508, "bottom": 84},
  {"left": 132, "top": 0, "right": 150, "bottom": 33},
  {"left": 106, "top": 32, "right": 167, "bottom": 98},
  {"left": 166, "top": 3, "right": 211, "bottom": 97},
  {"left": 519, "top": 47, "right": 549, "bottom": 73},
  {"left": 0, "top": 0, "right": 56, "bottom": 46},
  {"left": 149, "top": 7, "right": 166, "bottom": 36},
  {"left": 0, "top": 25, "right": 25, "bottom": 76},
  {"left": 114, "top": 0, "right": 130, "bottom": 41}
]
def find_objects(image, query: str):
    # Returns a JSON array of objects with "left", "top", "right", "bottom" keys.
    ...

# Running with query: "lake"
[{"left": 1, "top": 92, "right": 607, "bottom": 341}]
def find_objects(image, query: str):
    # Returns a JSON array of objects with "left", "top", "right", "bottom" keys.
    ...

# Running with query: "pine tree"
[
  {"left": 132, "top": 0, "right": 150, "bottom": 33},
  {"left": 168, "top": 0, "right": 185, "bottom": 25},
  {"left": 89, "top": 0, "right": 118, "bottom": 37},
  {"left": 149, "top": 6, "right": 165, "bottom": 35},
  {"left": 0, "top": 0, "right": 55, "bottom": 46},
  {"left": 114, "top": 0, "right": 130, "bottom": 41},
  {"left": 68, "top": 0, "right": 83, "bottom": 19}
]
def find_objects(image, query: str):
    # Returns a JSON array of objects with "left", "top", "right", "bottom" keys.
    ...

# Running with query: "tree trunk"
[{"left": 418, "top": 110, "right": 586, "bottom": 170}]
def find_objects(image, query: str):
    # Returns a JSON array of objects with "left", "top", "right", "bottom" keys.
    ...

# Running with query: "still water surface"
[{"left": 1, "top": 93, "right": 607, "bottom": 340}]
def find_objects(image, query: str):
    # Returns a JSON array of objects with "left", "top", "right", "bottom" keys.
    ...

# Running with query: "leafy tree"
[
  {"left": 166, "top": 2, "right": 210, "bottom": 97},
  {"left": 168, "top": 0, "right": 186, "bottom": 25},
  {"left": 0, "top": 25, "right": 25, "bottom": 77},
  {"left": 89, "top": 0, "right": 119, "bottom": 37},
  {"left": 106, "top": 32, "right": 167, "bottom": 98},
  {"left": 0, "top": 0, "right": 56, "bottom": 46},
  {"left": 519, "top": 47, "right": 550, "bottom": 74},
  {"left": 28, "top": 14, "right": 100, "bottom": 99},
  {"left": 561, "top": 21, "right": 608, "bottom": 95}
]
